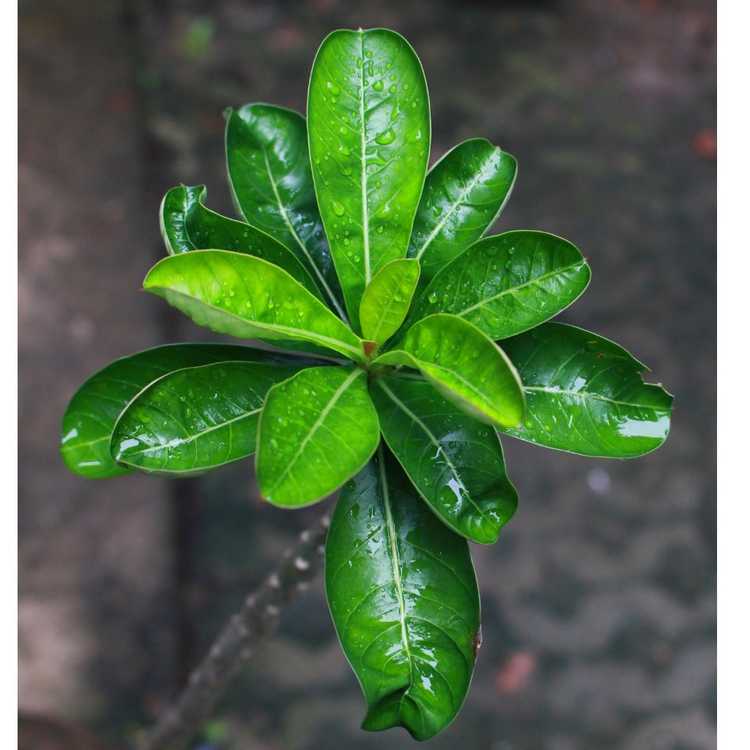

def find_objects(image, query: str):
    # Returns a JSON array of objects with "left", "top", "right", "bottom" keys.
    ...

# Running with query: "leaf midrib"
[
  {"left": 258, "top": 150, "right": 348, "bottom": 321},
  {"left": 376, "top": 380, "right": 491, "bottom": 524},
  {"left": 377, "top": 446, "right": 413, "bottom": 708},
  {"left": 358, "top": 29, "right": 372, "bottom": 284},
  {"left": 414, "top": 155, "right": 494, "bottom": 260},
  {"left": 523, "top": 385, "right": 669, "bottom": 411},
  {"left": 266, "top": 369, "right": 362, "bottom": 495},
  {"left": 150, "top": 285, "right": 362, "bottom": 362},
  {"left": 452, "top": 261, "right": 587, "bottom": 318},
  {"left": 121, "top": 407, "right": 261, "bottom": 458}
]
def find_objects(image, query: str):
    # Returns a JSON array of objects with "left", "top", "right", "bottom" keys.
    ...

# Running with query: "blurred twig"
[{"left": 138, "top": 513, "right": 330, "bottom": 750}]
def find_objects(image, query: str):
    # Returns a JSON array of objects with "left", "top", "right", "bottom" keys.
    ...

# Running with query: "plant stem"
[{"left": 138, "top": 513, "right": 331, "bottom": 750}]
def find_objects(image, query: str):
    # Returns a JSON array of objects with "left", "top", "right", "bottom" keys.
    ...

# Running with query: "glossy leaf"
[
  {"left": 257, "top": 367, "right": 380, "bottom": 506},
  {"left": 60, "top": 344, "right": 287, "bottom": 478},
  {"left": 159, "top": 184, "right": 322, "bottom": 297},
  {"left": 326, "top": 450, "right": 480, "bottom": 741},
  {"left": 225, "top": 103, "right": 346, "bottom": 318},
  {"left": 371, "top": 374, "right": 517, "bottom": 544},
  {"left": 359, "top": 258, "right": 420, "bottom": 347},
  {"left": 411, "top": 231, "right": 591, "bottom": 339},
  {"left": 308, "top": 28, "right": 431, "bottom": 330},
  {"left": 111, "top": 360, "right": 301, "bottom": 474},
  {"left": 408, "top": 139, "right": 517, "bottom": 284},
  {"left": 375, "top": 314, "right": 525, "bottom": 428},
  {"left": 499, "top": 323, "right": 673, "bottom": 457},
  {"left": 143, "top": 250, "right": 366, "bottom": 363}
]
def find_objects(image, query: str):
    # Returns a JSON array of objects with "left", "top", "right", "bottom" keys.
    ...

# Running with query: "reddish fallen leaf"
[
  {"left": 495, "top": 651, "right": 536, "bottom": 695},
  {"left": 106, "top": 89, "right": 133, "bottom": 115},
  {"left": 692, "top": 129, "right": 716, "bottom": 159}
]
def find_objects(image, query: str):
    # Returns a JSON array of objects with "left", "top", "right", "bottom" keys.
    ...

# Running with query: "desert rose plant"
[{"left": 61, "top": 27, "right": 672, "bottom": 741}]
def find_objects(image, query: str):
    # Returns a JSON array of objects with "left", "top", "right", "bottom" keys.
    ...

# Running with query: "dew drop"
[
  {"left": 326, "top": 80, "right": 340, "bottom": 96},
  {"left": 332, "top": 201, "right": 345, "bottom": 216},
  {"left": 428, "top": 291, "right": 439, "bottom": 304},
  {"left": 372, "top": 79, "right": 384, "bottom": 92},
  {"left": 375, "top": 129, "right": 396, "bottom": 145}
]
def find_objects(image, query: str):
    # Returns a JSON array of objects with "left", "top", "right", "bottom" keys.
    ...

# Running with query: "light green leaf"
[
  {"left": 143, "top": 250, "right": 366, "bottom": 362},
  {"left": 225, "top": 103, "right": 346, "bottom": 318},
  {"left": 308, "top": 28, "right": 431, "bottom": 331},
  {"left": 60, "top": 344, "right": 292, "bottom": 478},
  {"left": 326, "top": 449, "right": 480, "bottom": 741},
  {"left": 256, "top": 367, "right": 380, "bottom": 506},
  {"left": 111, "top": 360, "right": 301, "bottom": 475},
  {"left": 408, "top": 138, "right": 517, "bottom": 284},
  {"left": 159, "top": 184, "right": 322, "bottom": 297},
  {"left": 371, "top": 374, "right": 517, "bottom": 544},
  {"left": 375, "top": 314, "right": 525, "bottom": 428},
  {"left": 359, "top": 258, "right": 420, "bottom": 347},
  {"left": 499, "top": 323, "right": 673, "bottom": 457},
  {"left": 411, "top": 231, "right": 590, "bottom": 339}
]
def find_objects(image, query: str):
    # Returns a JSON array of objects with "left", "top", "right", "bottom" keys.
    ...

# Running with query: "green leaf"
[
  {"left": 225, "top": 103, "right": 346, "bottom": 318},
  {"left": 411, "top": 231, "right": 591, "bottom": 339},
  {"left": 159, "top": 184, "right": 322, "bottom": 297},
  {"left": 408, "top": 139, "right": 517, "bottom": 284},
  {"left": 60, "top": 344, "right": 288, "bottom": 478},
  {"left": 256, "top": 367, "right": 380, "bottom": 507},
  {"left": 308, "top": 28, "right": 431, "bottom": 331},
  {"left": 143, "top": 250, "right": 366, "bottom": 363},
  {"left": 499, "top": 323, "right": 673, "bottom": 457},
  {"left": 359, "top": 258, "right": 420, "bottom": 347},
  {"left": 375, "top": 314, "right": 525, "bottom": 428},
  {"left": 326, "top": 449, "right": 480, "bottom": 741},
  {"left": 111, "top": 360, "right": 301, "bottom": 475},
  {"left": 371, "top": 374, "right": 517, "bottom": 544}
]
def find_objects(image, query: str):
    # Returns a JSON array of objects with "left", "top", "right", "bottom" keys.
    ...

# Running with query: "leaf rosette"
[{"left": 61, "top": 26, "right": 673, "bottom": 741}]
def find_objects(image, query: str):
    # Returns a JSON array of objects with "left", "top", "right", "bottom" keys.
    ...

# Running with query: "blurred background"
[{"left": 19, "top": 0, "right": 716, "bottom": 748}]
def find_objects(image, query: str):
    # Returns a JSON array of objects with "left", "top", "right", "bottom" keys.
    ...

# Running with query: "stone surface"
[{"left": 19, "top": 0, "right": 175, "bottom": 734}]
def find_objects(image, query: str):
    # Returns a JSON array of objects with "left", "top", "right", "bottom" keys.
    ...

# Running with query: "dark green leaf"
[
  {"left": 375, "top": 314, "right": 525, "bottom": 428},
  {"left": 371, "top": 374, "right": 517, "bottom": 544},
  {"left": 308, "top": 28, "right": 431, "bottom": 330},
  {"left": 143, "top": 250, "right": 366, "bottom": 362},
  {"left": 326, "top": 450, "right": 480, "bottom": 741},
  {"left": 225, "top": 103, "right": 345, "bottom": 318},
  {"left": 499, "top": 323, "right": 673, "bottom": 457},
  {"left": 359, "top": 258, "right": 420, "bottom": 347},
  {"left": 411, "top": 231, "right": 590, "bottom": 339},
  {"left": 111, "top": 360, "right": 301, "bottom": 474},
  {"left": 408, "top": 139, "right": 517, "bottom": 284},
  {"left": 60, "top": 344, "right": 288, "bottom": 478},
  {"left": 159, "top": 184, "right": 322, "bottom": 297},
  {"left": 257, "top": 367, "right": 380, "bottom": 506}
]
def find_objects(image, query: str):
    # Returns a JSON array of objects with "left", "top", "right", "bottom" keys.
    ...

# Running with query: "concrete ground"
[{"left": 19, "top": 1, "right": 715, "bottom": 748}]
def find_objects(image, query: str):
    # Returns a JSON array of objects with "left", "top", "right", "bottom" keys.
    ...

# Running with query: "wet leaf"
[
  {"left": 112, "top": 360, "right": 301, "bottom": 474},
  {"left": 375, "top": 314, "right": 525, "bottom": 428},
  {"left": 326, "top": 450, "right": 480, "bottom": 741},
  {"left": 409, "top": 139, "right": 517, "bottom": 284},
  {"left": 159, "top": 184, "right": 322, "bottom": 297},
  {"left": 225, "top": 103, "right": 346, "bottom": 318},
  {"left": 499, "top": 322, "right": 673, "bottom": 457},
  {"left": 60, "top": 344, "right": 290, "bottom": 478},
  {"left": 257, "top": 367, "right": 380, "bottom": 506},
  {"left": 143, "top": 250, "right": 366, "bottom": 362},
  {"left": 411, "top": 230, "right": 590, "bottom": 339},
  {"left": 359, "top": 258, "right": 420, "bottom": 347},
  {"left": 371, "top": 374, "right": 517, "bottom": 543},
  {"left": 308, "top": 28, "right": 430, "bottom": 330}
]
